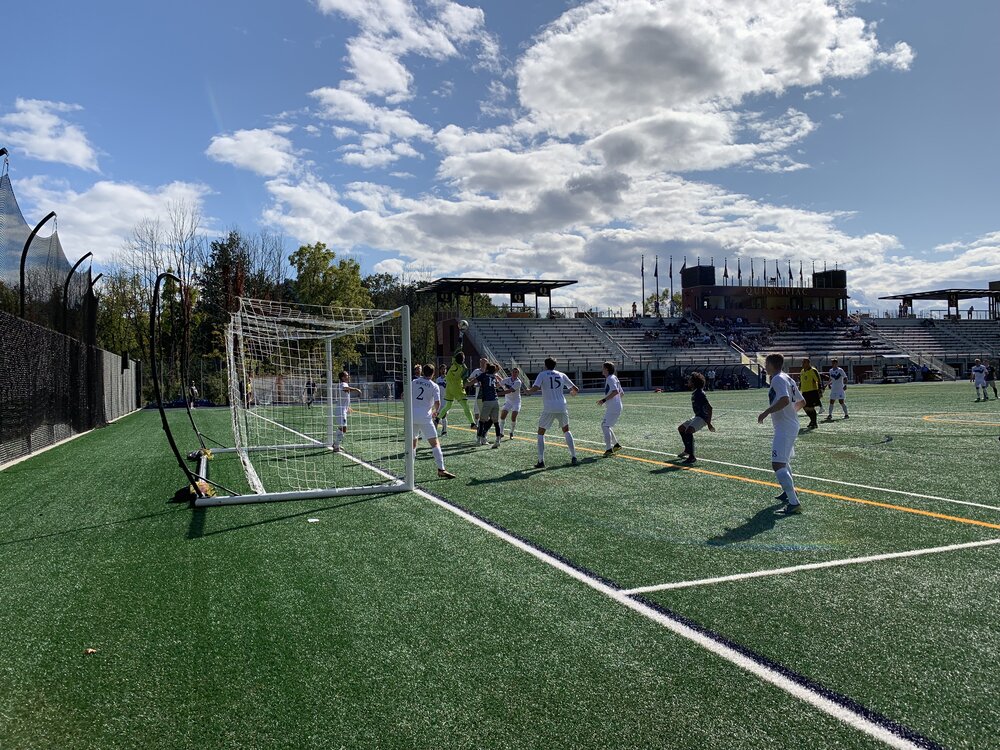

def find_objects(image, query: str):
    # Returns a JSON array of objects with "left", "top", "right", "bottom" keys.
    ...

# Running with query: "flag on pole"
[
  {"left": 723, "top": 258, "right": 729, "bottom": 280},
  {"left": 669, "top": 256, "right": 673, "bottom": 277},
  {"left": 641, "top": 254, "right": 645, "bottom": 277},
  {"left": 737, "top": 257, "right": 742, "bottom": 282},
  {"left": 681, "top": 256, "right": 687, "bottom": 271},
  {"left": 653, "top": 256, "right": 658, "bottom": 278},
  {"left": 750, "top": 258, "right": 754, "bottom": 284},
  {"left": 776, "top": 259, "right": 781, "bottom": 280},
  {"left": 799, "top": 260, "right": 803, "bottom": 286},
  {"left": 788, "top": 260, "right": 793, "bottom": 284}
]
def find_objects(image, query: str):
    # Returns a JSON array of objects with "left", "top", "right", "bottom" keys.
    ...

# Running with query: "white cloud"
[
  {"left": 517, "top": 0, "right": 913, "bottom": 137},
  {"left": 16, "top": 176, "right": 210, "bottom": 263},
  {"left": 206, "top": 127, "right": 298, "bottom": 176},
  {"left": 344, "top": 38, "right": 413, "bottom": 99},
  {"left": 0, "top": 99, "right": 100, "bottom": 171},
  {"left": 310, "top": 87, "right": 432, "bottom": 141}
]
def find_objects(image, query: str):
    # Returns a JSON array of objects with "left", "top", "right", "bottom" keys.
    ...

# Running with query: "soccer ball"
[{"left": 458, "top": 319, "right": 469, "bottom": 332}]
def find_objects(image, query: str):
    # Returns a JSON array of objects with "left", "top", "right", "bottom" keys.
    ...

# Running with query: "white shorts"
[
  {"left": 602, "top": 401, "right": 623, "bottom": 429},
  {"left": 538, "top": 411, "right": 570, "bottom": 430},
  {"left": 681, "top": 417, "right": 707, "bottom": 432},
  {"left": 974, "top": 380, "right": 987, "bottom": 388},
  {"left": 829, "top": 387, "right": 846, "bottom": 400},
  {"left": 771, "top": 430, "right": 798, "bottom": 464},
  {"left": 502, "top": 399, "right": 521, "bottom": 413},
  {"left": 414, "top": 420, "right": 438, "bottom": 441},
  {"left": 335, "top": 407, "right": 349, "bottom": 427}
]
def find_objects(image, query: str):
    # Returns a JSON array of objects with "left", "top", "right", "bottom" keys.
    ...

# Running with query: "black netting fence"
[{"left": 0, "top": 310, "right": 141, "bottom": 466}]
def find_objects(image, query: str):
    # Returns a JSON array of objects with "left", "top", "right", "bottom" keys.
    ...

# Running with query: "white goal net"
[{"left": 203, "top": 298, "right": 413, "bottom": 506}]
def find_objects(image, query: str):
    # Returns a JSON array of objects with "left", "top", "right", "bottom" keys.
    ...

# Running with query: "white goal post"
[{"left": 194, "top": 298, "right": 414, "bottom": 507}]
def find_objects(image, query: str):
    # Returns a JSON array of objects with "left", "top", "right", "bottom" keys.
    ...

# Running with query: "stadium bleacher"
[{"left": 866, "top": 318, "right": 998, "bottom": 359}]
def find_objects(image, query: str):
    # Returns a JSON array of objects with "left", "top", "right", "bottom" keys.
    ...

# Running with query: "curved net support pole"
[
  {"left": 19, "top": 211, "right": 56, "bottom": 318},
  {"left": 149, "top": 272, "right": 204, "bottom": 498}
]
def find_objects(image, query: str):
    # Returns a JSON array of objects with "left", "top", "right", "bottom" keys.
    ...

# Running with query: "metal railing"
[{"left": 582, "top": 310, "right": 636, "bottom": 365}]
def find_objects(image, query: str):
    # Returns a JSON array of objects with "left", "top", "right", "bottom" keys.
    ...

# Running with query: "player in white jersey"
[
  {"left": 525, "top": 357, "right": 580, "bottom": 468},
  {"left": 757, "top": 353, "right": 806, "bottom": 514},
  {"left": 824, "top": 358, "right": 849, "bottom": 420},
  {"left": 598, "top": 361, "right": 624, "bottom": 456},
  {"left": 411, "top": 364, "right": 455, "bottom": 478},
  {"left": 971, "top": 359, "right": 989, "bottom": 401},
  {"left": 499, "top": 367, "right": 524, "bottom": 440},
  {"left": 331, "top": 371, "right": 363, "bottom": 452},
  {"left": 469, "top": 357, "right": 488, "bottom": 424}
]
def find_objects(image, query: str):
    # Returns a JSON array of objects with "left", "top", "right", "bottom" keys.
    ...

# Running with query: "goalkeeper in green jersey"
[{"left": 438, "top": 350, "right": 475, "bottom": 435}]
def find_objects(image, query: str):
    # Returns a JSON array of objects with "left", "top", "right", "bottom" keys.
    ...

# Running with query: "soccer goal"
[{"left": 194, "top": 298, "right": 414, "bottom": 507}]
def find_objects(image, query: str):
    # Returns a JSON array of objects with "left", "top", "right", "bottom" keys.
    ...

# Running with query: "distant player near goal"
[
  {"left": 525, "top": 357, "right": 579, "bottom": 468},
  {"left": 332, "top": 371, "right": 363, "bottom": 453},
  {"left": 598, "top": 361, "right": 624, "bottom": 456},
  {"left": 971, "top": 359, "right": 989, "bottom": 401},
  {"left": 677, "top": 372, "right": 715, "bottom": 464},
  {"left": 411, "top": 364, "right": 455, "bottom": 479},
  {"left": 986, "top": 360, "right": 998, "bottom": 399},
  {"left": 304, "top": 378, "right": 316, "bottom": 409},
  {"left": 758, "top": 353, "right": 806, "bottom": 515},
  {"left": 824, "top": 359, "right": 849, "bottom": 421},
  {"left": 798, "top": 358, "right": 823, "bottom": 429},
  {"left": 499, "top": 367, "right": 524, "bottom": 440}
]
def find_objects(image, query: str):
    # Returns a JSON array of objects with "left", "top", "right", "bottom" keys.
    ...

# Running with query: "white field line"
[
  {"left": 562, "top": 435, "right": 1000, "bottom": 513},
  {"left": 624, "top": 537, "right": 1000, "bottom": 595},
  {"left": 0, "top": 408, "right": 142, "bottom": 472},
  {"left": 410, "top": 484, "right": 930, "bottom": 750}
]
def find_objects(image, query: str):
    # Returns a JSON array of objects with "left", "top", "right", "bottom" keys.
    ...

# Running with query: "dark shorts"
[{"left": 803, "top": 390, "right": 822, "bottom": 408}]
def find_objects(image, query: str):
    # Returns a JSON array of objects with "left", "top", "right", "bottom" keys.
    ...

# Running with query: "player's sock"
[
  {"left": 775, "top": 467, "right": 799, "bottom": 505},
  {"left": 602, "top": 424, "right": 613, "bottom": 450},
  {"left": 609, "top": 428, "right": 618, "bottom": 447},
  {"left": 494, "top": 422, "right": 501, "bottom": 441},
  {"left": 500, "top": 417, "right": 507, "bottom": 434},
  {"left": 537, "top": 435, "right": 545, "bottom": 462},
  {"left": 842, "top": 403, "right": 848, "bottom": 416},
  {"left": 333, "top": 430, "right": 344, "bottom": 450},
  {"left": 432, "top": 445, "right": 445, "bottom": 470},
  {"left": 564, "top": 432, "right": 577, "bottom": 458}
]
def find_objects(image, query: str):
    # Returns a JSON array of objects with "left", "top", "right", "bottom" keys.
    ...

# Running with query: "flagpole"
[
  {"left": 669, "top": 256, "right": 674, "bottom": 318},
  {"left": 654, "top": 255, "right": 660, "bottom": 315},
  {"left": 641, "top": 253, "right": 646, "bottom": 317}
]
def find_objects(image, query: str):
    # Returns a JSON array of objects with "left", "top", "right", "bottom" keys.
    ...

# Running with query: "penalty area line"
[
  {"left": 624, "top": 537, "right": 1000, "bottom": 595},
  {"left": 410, "top": 483, "right": 943, "bottom": 750}
]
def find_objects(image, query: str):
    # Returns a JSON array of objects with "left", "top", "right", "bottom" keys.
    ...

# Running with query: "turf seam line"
[
  {"left": 411, "top": 483, "right": 944, "bottom": 750},
  {"left": 623, "top": 537, "right": 1000, "bottom": 594}
]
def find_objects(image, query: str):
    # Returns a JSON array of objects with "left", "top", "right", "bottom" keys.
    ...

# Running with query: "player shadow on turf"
[
  {"left": 706, "top": 503, "right": 785, "bottom": 546},
  {"left": 650, "top": 459, "right": 686, "bottom": 474}
]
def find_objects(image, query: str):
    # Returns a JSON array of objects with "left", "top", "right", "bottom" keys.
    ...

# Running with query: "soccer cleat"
[
  {"left": 471, "top": 422, "right": 477, "bottom": 429},
  {"left": 437, "top": 469, "right": 456, "bottom": 479},
  {"left": 570, "top": 457, "right": 579, "bottom": 466},
  {"left": 534, "top": 461, "right": 545, "bottom": 469},
  {"left": 603, "top": 449, "right": 614, "bottom": 457},
  {"left": 612, "top": 443, "right": 622, "bottom": 453},
  {"left": 682, "top": 455, "right": 696, "bottom": 464},
  {"left": 779, "top": 503, "right": 803, "bottom": 515},
  {"left": 776, "top": 491, "right": 788, "bottom": 501},
  {"left": 491, "top": 441, "right": 500, "bottom": 449},
  {"left": 440, "top": 429, "right": 448, "bottom": 436},
  {"left": 843, "top": 414, "right": 849, "bottom": 419},
  {"left": 824, "top": 415, "right": 833, "bottom": 422},
  {"left": 678, "top": 450, "right": 690, "bottom": 458},
  {"left": 508, "top": 432, "right": 514, "bottom": 440}
]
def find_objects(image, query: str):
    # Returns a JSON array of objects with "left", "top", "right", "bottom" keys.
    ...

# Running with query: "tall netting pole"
[
  {"left": 401, "top": 305, "right": 415, "bottom": 491},
  {"left": 325, "top": 337, "right": 335, "bottom": 447}
]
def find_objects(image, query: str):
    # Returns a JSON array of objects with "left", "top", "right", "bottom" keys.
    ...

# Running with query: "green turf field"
[{"left": 1, "top": 381, "right": 998, "bottom": 749}]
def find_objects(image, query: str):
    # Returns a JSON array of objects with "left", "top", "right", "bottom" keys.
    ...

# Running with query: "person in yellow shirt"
[
  {"left": 798, "top": 358, "right": 823, "bottom": 430},
  {"left": 438, "top": 350, "right": 474, "bottom": 435}
]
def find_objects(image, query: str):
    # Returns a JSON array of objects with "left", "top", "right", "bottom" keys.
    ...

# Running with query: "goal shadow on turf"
[{"left": 185, "top": 494, "right": 388, "bottom": 540}]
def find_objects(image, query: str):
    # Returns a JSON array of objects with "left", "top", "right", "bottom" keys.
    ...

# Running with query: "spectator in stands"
[
  {"left": 706, "top": 368, "right": 716, "bottom": 391},
  {"left": 632, "top": 301, "right": 638, "bottom": 318},
  {"left": 968, "top": 305, "right": 975, "bottom": 320}
]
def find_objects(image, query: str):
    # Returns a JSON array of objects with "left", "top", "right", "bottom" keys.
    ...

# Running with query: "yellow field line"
[
  {"left": 355, "top": 409, "right": 1000, "bottom": 531},
  {"left": 922, "top": 414, "right": 1000, "bottom": 427}
]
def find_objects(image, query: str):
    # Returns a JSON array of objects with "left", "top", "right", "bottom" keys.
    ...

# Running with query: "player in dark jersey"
[
  {"left": 677, "top": 372, "right": 715, "bottom": 464},
  {"left": 471, "top": 363, "right": 503, "bottom": 447}
]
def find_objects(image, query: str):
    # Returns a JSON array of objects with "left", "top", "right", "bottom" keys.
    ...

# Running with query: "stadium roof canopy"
[
  {"left": 879, "top": 288, "right": 999, "bottom": 301},
  {"left": 417, "top": 278, "right": 577, "bottom": 297}
]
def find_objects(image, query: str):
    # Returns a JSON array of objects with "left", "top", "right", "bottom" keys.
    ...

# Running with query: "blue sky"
[{"left": 2, "top": 0, "right": 998, "bottom": 310}]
